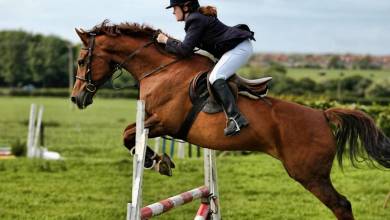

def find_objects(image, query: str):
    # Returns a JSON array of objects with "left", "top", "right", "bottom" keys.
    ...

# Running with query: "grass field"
[{"left": 0, "top": 97, "right": 390, "bottom": 220}]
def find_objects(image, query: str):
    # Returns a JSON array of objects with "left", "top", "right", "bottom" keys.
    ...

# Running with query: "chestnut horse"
[{"left": 71, "top": 21, "right": 390, "bottom": 220}]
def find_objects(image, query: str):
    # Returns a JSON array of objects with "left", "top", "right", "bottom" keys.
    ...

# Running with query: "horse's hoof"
[{"left": 157, "top": 153, "right": 175, "bottom": 176}]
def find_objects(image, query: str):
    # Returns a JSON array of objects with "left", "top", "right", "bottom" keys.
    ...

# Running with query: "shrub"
[
  {"left": 366, "top": 81, "right": 390, "bottom": 98},
  {"left": 11, "top": 139, "right": 26, "bottom": 157},
  {"left": 339, "top": 75, "right": 372, "bottom": 97},
  {"left": 0, "top": 88, "right": 139, "bottom": 99},
  {"left": 377, "top": 112, "right": 390, "bottom": 136}
]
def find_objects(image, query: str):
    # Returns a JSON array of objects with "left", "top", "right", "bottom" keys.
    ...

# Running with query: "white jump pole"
[
  {"left": 204, "top": 149, "right": 221, "bottom": 219},
  {"left": 27, "top": 104, "right": 37, "bottom": 158},
  {"left": 178, "top": 140, "right": 185, "bottom": 159},
  {"left": 128, "top": 100, "right": 149, "bottom": 220},
  {"left": 32, "top": 105, "right": 44, "bottom": 158}
]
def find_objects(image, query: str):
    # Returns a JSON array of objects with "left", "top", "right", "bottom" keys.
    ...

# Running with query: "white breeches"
[{"left": 209, "top": 39, "right": 254, "bottom": 84}]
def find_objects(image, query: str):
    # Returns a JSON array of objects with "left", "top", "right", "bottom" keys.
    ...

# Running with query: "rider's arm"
[{"left": 165, "top": 15, "right": 207, "bottom": 57}]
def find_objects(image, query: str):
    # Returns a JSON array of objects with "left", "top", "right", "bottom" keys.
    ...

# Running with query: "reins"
[
  {"left": 114, "top": 41, "right": 154, "bottom": 71},
  {"left": 138, "top": 58, "right": 182, "bottom": 81},
  {"left": 113, "top": 31, "right": 182, "bottom": 82}
]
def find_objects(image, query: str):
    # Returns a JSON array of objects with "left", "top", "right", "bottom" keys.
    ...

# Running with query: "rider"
[{"left": 157, "top": 0, "right": 255, "bottom": 136}]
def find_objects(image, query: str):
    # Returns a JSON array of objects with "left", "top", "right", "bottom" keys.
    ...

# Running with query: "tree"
[
  {"left": 0, "top": 31, "right": 32, "bottom": 86},
  {"left": 27, "top": 34, "right": 47, "bottom": 86},
  {"left": 357, "top": 55, "right": 382, "bottom": 70},
  {"left": 327, "top": 55, "right": 346, "bottom": 69},
  {"left": 264, "top": 61, "right": 287, "bottom": 75},
  {"left": 0, "top": 30, "right": 71, "bottom": 87},
  {"left": 33, "top": 36, "right": 69, "bottom": 87}
]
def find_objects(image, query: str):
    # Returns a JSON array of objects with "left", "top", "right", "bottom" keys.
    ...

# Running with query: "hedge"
[{"left": 0, "top": 88, "right": 139, "bottom": 99}]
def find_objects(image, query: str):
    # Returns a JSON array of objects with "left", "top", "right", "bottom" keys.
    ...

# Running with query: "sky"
[{"left": 0, "top": 0, "right": 389, "bottom": 55}]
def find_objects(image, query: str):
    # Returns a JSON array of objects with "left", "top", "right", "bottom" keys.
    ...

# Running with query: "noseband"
[{"left": 76, "top": 32, "right": 181, "bottom": 93}]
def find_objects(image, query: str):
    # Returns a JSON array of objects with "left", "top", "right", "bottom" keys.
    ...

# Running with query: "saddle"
[
  {"left": 189, "top": 71, "right": 272, "bottom": 114},
  {"left": 176, "top": 71, "right": 272, "bottom": 139}
]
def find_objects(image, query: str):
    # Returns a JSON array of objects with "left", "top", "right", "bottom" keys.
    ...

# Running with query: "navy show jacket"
[{"left": 165, "top": 12, "right": 254, "bottom": 59}]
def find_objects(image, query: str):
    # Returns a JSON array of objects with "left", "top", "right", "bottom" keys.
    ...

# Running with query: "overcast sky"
[{"left": 1, "top": 0, "right": 389, "bottom": 55}]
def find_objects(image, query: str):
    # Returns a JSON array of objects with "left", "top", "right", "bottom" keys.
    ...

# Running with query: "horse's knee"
[
  {"left": 123, "top": 138, "right": 134, "bottom": 151},
  {"left": 123, "top": 127, "right": 136, "bottom": 151}
]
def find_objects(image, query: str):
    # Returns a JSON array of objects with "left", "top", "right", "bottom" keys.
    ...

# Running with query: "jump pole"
[
  {"left": 127, "top": 100, "right": 221, "bottom": 220},
  {"left": 127, "top": 100, "right": 149, "bottom": 220},
  {"left": 27, "top": 104, "right": 44, "bottom": 158},
  {"left": 27, "top": 104, "right": 37, "bottom": 158}
]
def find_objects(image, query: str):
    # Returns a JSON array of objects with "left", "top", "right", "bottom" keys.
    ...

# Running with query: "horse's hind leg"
[
  {"left": 301, "top": 176, "right": 354, "bottom": 220},
  {"left": 283, "top": 154, "right": 354, "bottom": 220}
]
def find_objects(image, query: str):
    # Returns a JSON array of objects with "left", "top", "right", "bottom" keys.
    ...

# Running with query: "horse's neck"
[
  {"left": 123, "top": 42, "right": 213, "bottom": 107},
  {"left": 118, "top": 41, "right": 172, "bottom": 80},
  {"left": 120, "top": 38, "right": 213, "bottom": 83}
]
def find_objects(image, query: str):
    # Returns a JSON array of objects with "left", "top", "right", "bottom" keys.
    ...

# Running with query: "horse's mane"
[
  {"left": 80, "top": 20, "right": 215, "bottom": 63},
  {"left": 81, "top": 19, "right": 160, "bottom": 38}
]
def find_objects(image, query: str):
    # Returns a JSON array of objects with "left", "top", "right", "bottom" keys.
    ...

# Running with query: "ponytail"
[{"left": 199, "top": 6, "right": 217, "bottom": 17}]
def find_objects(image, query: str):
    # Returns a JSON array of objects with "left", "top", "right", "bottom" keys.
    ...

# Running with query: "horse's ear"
[{"left": 75, "top": 28, "right": 88, "bottom": 45}]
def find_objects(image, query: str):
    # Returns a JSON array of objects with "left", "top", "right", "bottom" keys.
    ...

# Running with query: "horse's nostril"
[{"left": 71, "top": 96, "right": 76, "bottom": 103}]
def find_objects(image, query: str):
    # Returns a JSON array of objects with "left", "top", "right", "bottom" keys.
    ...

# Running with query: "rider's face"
[{"left": 173, "top": 6, "right": 184, "bottom": 21}]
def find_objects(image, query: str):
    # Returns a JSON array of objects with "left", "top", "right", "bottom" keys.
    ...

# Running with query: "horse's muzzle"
[{"left": 71, "top": 90, "right": 93, "bottom": 109}]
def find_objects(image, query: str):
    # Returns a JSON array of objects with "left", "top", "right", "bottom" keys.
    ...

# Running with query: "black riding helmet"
[{"left": 165, "top": 0, "right": 200, "bottom": 9}]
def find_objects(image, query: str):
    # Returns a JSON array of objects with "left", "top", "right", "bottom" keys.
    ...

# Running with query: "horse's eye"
[{"left": 78, "top": 59, "right": 85, "bottom": 66}]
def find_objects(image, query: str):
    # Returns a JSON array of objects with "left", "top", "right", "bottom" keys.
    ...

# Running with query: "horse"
[{"left": 70, "top": 21, "right": 390, "bottom": 220}]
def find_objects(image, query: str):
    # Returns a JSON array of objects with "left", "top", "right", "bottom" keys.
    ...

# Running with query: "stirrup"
[
  {"left": 227, "top": 117, "right": 241, "bottom": 132},
  {"left": 224, "top": 114, "right": 249, "bottom": 136},
  {"left": 224, "top": 117, "right": 242, "bottom": 136}
]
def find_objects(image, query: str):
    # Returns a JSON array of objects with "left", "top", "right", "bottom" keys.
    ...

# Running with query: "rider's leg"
[
  {"left": 212, "top": 79, "right": 249, "bottom": 136},
  {"left": 209, "top": 39, "right": 253, "bottom": 136}
]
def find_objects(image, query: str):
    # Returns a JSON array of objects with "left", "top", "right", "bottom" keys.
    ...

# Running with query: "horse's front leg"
[{"left": 123, "top": 114, "right": 175, "bottom": 176}]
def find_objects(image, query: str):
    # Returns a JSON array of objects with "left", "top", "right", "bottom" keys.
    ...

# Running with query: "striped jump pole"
[
  {"left": 195, "top": 202, "right": 210, "bottom": 220},
  {"left": 140, "top": 186, "right": 210, "bottom": 219},
  {"left": 127, "top": 100, "right": 221, "bottom": 220}
]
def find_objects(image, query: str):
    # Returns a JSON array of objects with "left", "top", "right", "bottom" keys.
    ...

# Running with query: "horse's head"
[
  {"left": 71, "top": 29, "right": 117, "bottom": 109},
  {"left": 71, "top": 21, "right": 178, "bottom": 109}
]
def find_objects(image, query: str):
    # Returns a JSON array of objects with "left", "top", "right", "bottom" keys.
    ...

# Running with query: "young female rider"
[{"left": 157, "top": 0, "right": 255, "bottom": 136}]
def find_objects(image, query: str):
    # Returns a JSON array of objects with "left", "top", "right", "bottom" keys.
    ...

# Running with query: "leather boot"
[{"left": 212, "top": 79, "right": 249, "bottom": 136}]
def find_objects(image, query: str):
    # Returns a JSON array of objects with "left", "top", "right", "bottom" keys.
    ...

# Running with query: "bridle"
[
  {"left": 75, "top": 33, "right": 99, "bottom": 93},
  {"left": 76, "top": 32, "right": 181, "bottom": 93}
]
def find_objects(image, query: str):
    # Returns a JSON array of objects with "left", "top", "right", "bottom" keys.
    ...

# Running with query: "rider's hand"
[{"left": 157, "top": 33, "right": 168, "bottom": 44}]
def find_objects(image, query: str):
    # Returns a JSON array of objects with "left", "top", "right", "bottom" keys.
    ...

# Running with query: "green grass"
[
  {"left": 1, "top": 97, "right": 390, "bottom": 220},
  {"left": 286, "top": 68, "right": 390, "bottom": 83}
]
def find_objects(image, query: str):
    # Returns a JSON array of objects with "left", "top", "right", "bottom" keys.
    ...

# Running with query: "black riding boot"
[{"left": 212, "top": 79, "right": 249, "bottom": 136}]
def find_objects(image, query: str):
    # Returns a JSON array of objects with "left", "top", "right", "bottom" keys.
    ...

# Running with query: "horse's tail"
[{"left": 324, "top": 107, "right": 390, "bottom": 168}]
